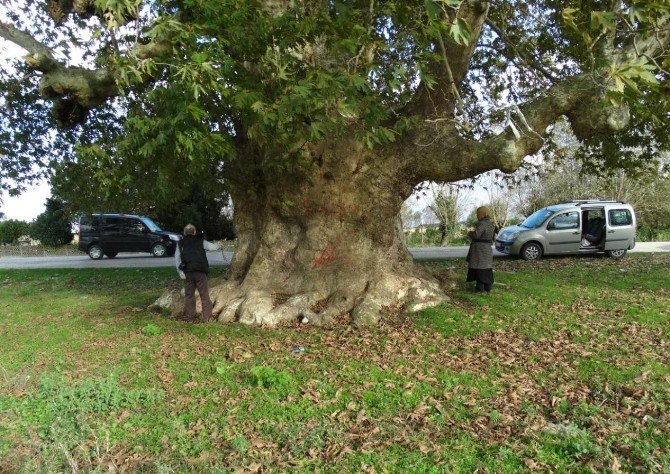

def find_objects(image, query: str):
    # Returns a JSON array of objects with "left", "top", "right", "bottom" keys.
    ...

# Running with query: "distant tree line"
[
  {"left": 1, "top": 190, "right": 236, "bottom": 246},
  {"left": 0, "top": 198, "right": 73, "bottom": 246}
]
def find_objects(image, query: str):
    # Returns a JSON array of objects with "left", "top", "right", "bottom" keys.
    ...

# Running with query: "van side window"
[
  {"left": 102, "top": 217, "right": 122, "bottom": 232},
  {"left": 126, "top": 219, "right": 146, "bottom": 234},
  {"left": 608, "top": 209, "right": 632, "bottom": 226},
  {"left": 548, "top": 211, "right": 579, "bottom": 230}
]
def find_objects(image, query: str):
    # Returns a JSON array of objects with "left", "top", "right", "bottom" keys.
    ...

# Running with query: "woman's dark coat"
[{"left": 466, "top": 217, "right": 495, "bottom": 269}]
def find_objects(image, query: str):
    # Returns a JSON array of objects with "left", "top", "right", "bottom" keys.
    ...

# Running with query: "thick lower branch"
[{"left": 403, "top": 73, "right": 630, "bottom": 184}]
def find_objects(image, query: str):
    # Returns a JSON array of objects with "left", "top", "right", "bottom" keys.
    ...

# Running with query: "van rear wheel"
[
  {"left": 151, "top": 243, "right": 167, "bottom": 257},
  {"left": 520, "top": 242, "right": 543, "bottom": 261},
  {"left": 88, "top": 244, "right": 104, "bottom": 260},
  {"left": 606, "top": 249, "right": 627, "bottom": 259}
]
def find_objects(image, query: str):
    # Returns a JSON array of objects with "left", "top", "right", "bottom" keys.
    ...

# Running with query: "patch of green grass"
[{"left": 1, "top": 255, "right": 669, "bottom": 472}]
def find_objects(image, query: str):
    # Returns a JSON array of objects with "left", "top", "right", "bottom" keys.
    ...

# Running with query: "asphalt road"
[{"left": 0, "top": 242, "right": 668, "bottom": 269}]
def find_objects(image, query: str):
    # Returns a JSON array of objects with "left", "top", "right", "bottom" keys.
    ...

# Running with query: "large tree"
[{"left": 1, "top": 0, "right": 668, "bottom": 326}]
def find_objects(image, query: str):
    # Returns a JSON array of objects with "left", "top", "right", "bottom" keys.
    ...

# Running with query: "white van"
[{"left": 495, "top": 200, "right": 636, "bottom": 260}]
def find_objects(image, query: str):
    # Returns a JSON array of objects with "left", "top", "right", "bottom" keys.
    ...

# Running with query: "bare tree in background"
[
  {"left": 428, "top": 184, "right": 469, "bottom": 245},
  {"left": 479, "top": 174, "right": 513, "bottom": 231}
]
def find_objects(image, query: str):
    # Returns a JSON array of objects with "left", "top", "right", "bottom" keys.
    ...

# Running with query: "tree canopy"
[{"left": 1, "top": 0, "right": 668, "bottom": 198}]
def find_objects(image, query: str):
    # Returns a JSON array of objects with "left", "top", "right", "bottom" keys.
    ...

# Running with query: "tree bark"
[{"left": 200, "top": 139, "right": 448, "bottom": 327}]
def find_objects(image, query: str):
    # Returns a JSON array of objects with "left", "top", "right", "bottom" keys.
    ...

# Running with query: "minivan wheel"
[
  {"left": 151, "top": 243, "right": 168, "bottom": 257},
  {"left": 606, "top": 249, "right": 627, "bottom": 259},
  {"left": 521, "top": 242, "right": 543, "bottom": 261},
  {"left": 88, "top": 244, "right": 104, "bottom": 260}
]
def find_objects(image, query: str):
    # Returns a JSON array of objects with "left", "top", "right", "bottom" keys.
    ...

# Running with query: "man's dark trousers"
[{"left": 184, "top": 271, "right": 213, "bottom": 322}]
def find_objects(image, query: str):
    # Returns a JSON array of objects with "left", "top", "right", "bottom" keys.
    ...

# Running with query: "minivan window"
[
  {"left": 521, "top": 208, "right": 554, "bottom": 228},
  {"left": 126, "top": 218, "right": 146, "bottom": 233},
  {"left": 609, "top": 209, "right": 632, "bottom": 226},
  {"left": 140, "top": 217, "right": 161, "bottom": 232},
  {"left": 548, "top": 211, "right": 579, "bottom": 230},
  {"left": 102, "top": 217, "right": 123, "bottom": 231}
]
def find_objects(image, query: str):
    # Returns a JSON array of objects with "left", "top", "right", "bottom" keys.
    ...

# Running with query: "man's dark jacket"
[{"left": 179, "top": 235, "right": 209, "bottom": 274}]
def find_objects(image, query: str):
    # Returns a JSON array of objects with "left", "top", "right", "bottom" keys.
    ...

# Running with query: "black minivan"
[{"left": 77, "top": 213, "right": 180, "bottom": 259}]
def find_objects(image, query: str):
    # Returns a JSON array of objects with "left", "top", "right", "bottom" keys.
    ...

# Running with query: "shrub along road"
[{"left": 0, "top": 242, "right": 668, "bottom": 269}]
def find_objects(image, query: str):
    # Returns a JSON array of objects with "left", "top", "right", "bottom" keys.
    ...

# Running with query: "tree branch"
[
  {"left": 484, "top": 19, "right": 556, "bottom": 82},
  {"left": 0, "top": 17, "right": 176, "bottom": 128},
  {"left": 404, "top": 1, "right": 490, "bottom": 119},
  {"left": 0, "top": 20, "right": 59, "bottom": 72},
  {"left": 400, "top": 16, "right": 670, "bottom": 186}
]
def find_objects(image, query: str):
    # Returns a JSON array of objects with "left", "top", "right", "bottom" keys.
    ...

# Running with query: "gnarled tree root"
[{"left": 150, "top": 273, "right": 449, "bottom": 327}]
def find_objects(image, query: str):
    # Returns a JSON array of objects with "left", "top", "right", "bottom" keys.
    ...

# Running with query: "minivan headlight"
[
  {"left": 501, "top": 230, "right": 521, "bottom": 241},
  {"left": 168, "top": 234, "right": 180, "bottom": 241}
]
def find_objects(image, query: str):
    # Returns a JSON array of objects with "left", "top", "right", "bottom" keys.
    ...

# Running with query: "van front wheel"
[
  {"left": 151, "top": 243, "right": 168, "bottom": 257},
  {"left": 606, "top": 249, "right": 627, "bottom": 259},
  {"left": 520, "top": 242, "right": 543, "bottom": 261}
]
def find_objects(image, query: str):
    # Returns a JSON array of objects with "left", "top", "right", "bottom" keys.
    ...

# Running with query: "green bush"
[
  {"left": 637, "top": 226, "right": 670, "bottom": 242},
  {"left": 29, "top": 198, "right": 73, "bottom": 247},
  {"left": 0, "top": 219, "right": 31, "bottom": 244}
]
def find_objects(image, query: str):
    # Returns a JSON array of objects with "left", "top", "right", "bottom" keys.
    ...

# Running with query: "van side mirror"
[{"left": 547, "top": 221, "right": 555, "bottom": 230}]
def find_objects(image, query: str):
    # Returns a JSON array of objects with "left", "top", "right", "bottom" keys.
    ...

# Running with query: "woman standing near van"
[{"left": 466, "top": 206, "right": 495, "bottom": 293}]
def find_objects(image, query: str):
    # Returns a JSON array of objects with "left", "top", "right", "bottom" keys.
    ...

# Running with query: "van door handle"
[
  {"left": 572, "top": 231, "right": 579, "bottom": 235},
  {"left": 607, "top": 230, "right": 615, "bottom": 233}
]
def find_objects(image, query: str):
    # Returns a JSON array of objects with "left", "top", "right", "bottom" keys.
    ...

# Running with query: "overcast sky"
[{"left": 0, "top": 182, "right": 50, "bottom": 221}]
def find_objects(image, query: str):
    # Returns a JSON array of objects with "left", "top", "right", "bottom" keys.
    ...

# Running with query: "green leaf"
[
  {"left": 251, "top": 101, "right": 266, "bottom": 114},
  {"left": 628, "top": 6, "right": 645, "bottom": 24},
  {"left": 612, "top": 76, "right": 626, "bottom": 94},
  {"left": 337, "top": 101, "right": 358, "bottom": 119},
  {"left": 449, "top": 18, "right": 472, "bottom": 46},
  {"left": 309, "top": 121, "right": 326, "bottom": 140},
  {"left": 193, "top": 84, "right": 204, "bottom": 101},
  {"left": 562, "top": 7, "right": 579, "bottom": 30},
  {"left": 637, "top": 70, "right": 659, "bottom": 85},
  {"left": 591, "top": 11, "right": 616, "bottom": 33},
  {"left": 424, "top": 0, "right": 441, "bottom": 21}
]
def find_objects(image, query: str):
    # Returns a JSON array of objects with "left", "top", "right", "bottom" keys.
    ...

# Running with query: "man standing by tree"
[{"left": 175, "top": 224, "right": 220, "bottom": 323}]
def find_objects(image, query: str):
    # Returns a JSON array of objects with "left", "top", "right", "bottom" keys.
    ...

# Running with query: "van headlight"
[
  {"left": 501, "top": 230, "right": 521, "bottom": 241},
  {"left": 168, "top": 234, "right": 181, "bottom": 242}
]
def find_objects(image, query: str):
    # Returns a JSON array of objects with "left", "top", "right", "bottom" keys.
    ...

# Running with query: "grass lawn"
[{"left": 1, "top": 254, "right": 669, "bottom": 472}]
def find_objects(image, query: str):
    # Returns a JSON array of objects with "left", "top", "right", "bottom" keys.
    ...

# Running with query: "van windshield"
[
  {"left": 521, "top": 208, "right": 555, "bottom": 229},
  {"left": 140, "top": 217, "right": 162, "bottom": 232}
]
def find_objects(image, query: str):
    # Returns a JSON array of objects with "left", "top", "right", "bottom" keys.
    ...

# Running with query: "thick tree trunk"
[{"left": 202, "top": 141, "right": 448, "bottom": 327}]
